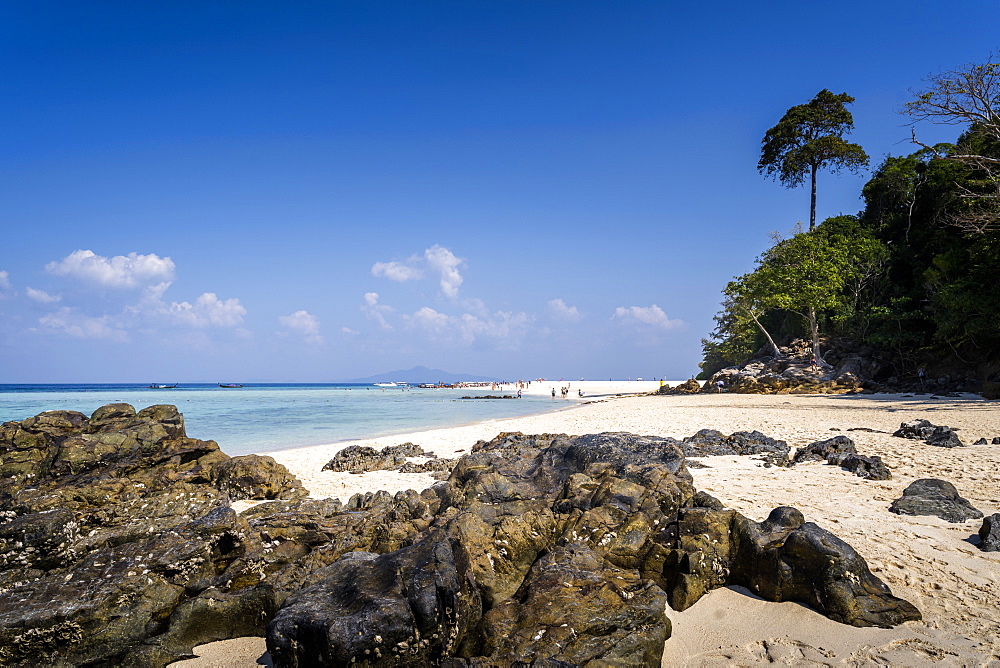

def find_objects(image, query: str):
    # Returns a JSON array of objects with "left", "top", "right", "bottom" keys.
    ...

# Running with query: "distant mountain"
[{"left": 347, "top": 366, "right": 502, "bottom": 384}]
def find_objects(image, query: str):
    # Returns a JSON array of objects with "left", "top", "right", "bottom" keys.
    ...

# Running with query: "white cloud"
[
  {"left": 362, "top": 292, "right": 395, "bottom": 330},
  {"left": 26, "top": 287, "right": 61, "bottom": 303},
  {"left": 406, "top": 306, "right": 532, "bottom": 348},
  {"left": 371, "top": 260, "right": 424, "bottom": 282},
  {"left": 371, "top": 245, "right": 465, "bottom": 299},
  {"left": 341, "top": 326, "right": 359, "bottom": 336},
  {"left": 38, "top": 307, "right": 129, "bottom": 342},
  {"left": 278, "top": 310, "right": 323, "bottom": 344},
  {"left": 548, "top": 298, "right": 581, "bottom": 322},
  {"left": 164, "top": 293, "right": 247, "bottom": 328},
  {"left": 410, "top": 306, "right": 451, "bottom": 334},
  {"left": 46, "top": 250, "right": 176, "bottom": 288},
  {"left": 612, "top": 305, "right": 684, "bottom": 330},
  {"left": 424, "top": 245, "right": 464, "bottom": 299},
  {"left": 0, "top": 270, "right": 13, "bottom": 298}
]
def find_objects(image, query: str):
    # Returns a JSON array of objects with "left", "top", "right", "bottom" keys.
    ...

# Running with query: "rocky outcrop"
[
  {"left": 792, "top": 436, "right": 891, "bottom": 480},
  {"left": 0, "top": 403, "right": 314, "bottom": 666},
  {"left": 826, "top": 453, "right": 892, "bottom": 480},
  {"left": 398, "top": 458, "right": 457, "bottom": 479},
  {"left": 889, "top": 479, "right": 983, "bottom": 523},
  {"left": 793, "top": 435, "right": 857, "bottom": 463},
  {"left": 979, "top": 514, "right": 1000, "bottom": 552},
  {"left": 216, "top": 454, "right": 309, "bottom": 500},
  {"left": 708, "top": 360, "right": 865, "bottom": 395},
  {"left": 682, "top": 429, "right": 790, "bottom": 466},
  {"left": 668, "top": 505, "right": 918, "bottom": 627},
  {"left": 892, "top": 420, "right": 965, "bottom": 447},
  {"left": 0, "top": 409, "right": 920, "bottom": 667},
  {"left": 702, "top": 338, "right": 875, "bottom": 395},
  {"left": 658, "top": 378, "right": 704, "bottom": 394},
  {"left": 267, "top": 430, "right": 918, "bottom": 665},
  {"left": 321, "top": 442, "right": 429, "bottom": 473}
]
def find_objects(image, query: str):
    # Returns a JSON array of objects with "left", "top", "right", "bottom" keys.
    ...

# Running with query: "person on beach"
[
  {"left": 517, "top": 389, "right": 522, "bottom": 398},
  {"left": 551, "top": 388, "right": 556, "bottom": 398},
  {"left": 918, "top": 366, "right": 927, "bottom": 386},
  {"left": 716, "top": 379, "right": 724, "bottom": 393}
]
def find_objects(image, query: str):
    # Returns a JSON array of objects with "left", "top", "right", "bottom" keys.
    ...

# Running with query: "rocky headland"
[
  {"left": 686, "top": 338, "right": 1000, "bottom": 397},
  {"left": 0, "top": 403, "right": 923, "bottom": 666}
]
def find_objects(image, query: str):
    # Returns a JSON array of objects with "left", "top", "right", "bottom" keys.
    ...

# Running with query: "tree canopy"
[
  {"left": 904, "top": 57, "right": 1000, "bottom": 233},
  {"left": 704, "top": 59, "right": 1000, "bottom": 384},
  {"left": 759, "top": 89, "right": 869, "bottom": 230}
]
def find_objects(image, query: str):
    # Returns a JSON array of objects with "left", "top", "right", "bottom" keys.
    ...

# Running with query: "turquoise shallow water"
[{"left": 0, "top": 383, "right": 559, "bottom": 456}]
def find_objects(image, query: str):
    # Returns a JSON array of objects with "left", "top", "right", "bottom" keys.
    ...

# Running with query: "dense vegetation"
[{"left": 701, "top": 58, "right": 1000, "bottom": 384}]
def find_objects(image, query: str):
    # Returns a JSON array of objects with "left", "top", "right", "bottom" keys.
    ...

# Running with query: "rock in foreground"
[
  {"left": 0, "top": 409, "right": 920, "bottom": 667},
  {"left": 269, "top": 431, "right": 919, "bottom": 666}
]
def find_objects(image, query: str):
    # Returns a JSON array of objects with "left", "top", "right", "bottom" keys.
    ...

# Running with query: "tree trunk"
[
  {"left": 808, "top": 305, "right": 830, "bottom": 368},
  {"left": 740, "top": 305, "right": 782, "bottom": 358},
  {"left": 809, "top": 162, "right": 818, "bottom": 231}
]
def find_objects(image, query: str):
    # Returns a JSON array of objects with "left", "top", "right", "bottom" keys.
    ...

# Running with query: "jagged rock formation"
[
  {"left": 0, "top": 409, "right": 920, "bottom": 667},
  {"left": 889, "top": 479, "right": 983, "bottom": 523},
  {"left": 892, "top": 420, "right": 965, "bottom": 448},
  {"left": 268, "top": 431, "right": 919, "bottom": 666},
  {"left": 0, "top": 403, "right": 308, "bottom": 666}
]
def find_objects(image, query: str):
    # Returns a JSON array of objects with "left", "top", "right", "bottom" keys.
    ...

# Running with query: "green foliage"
[
  {"left": 759, "top": 90, "right": 869, "bottom": 228},
  {"left": 704, "top": 62, "right": 1000, "bottom": 379}
]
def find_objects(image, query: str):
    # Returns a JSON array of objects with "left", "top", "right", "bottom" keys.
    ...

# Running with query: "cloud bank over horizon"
[{"left": 0, "top": 242, "right": 688, "bottom": 380}]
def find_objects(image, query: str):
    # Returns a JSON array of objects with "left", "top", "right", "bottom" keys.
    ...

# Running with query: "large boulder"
[
  {"left": 889, "top": 479, "right": 983, "bottom": 523},
  {"left": 667, "top": 505, "right": 919, "bottom": 627},
  {"left": 215, "top": 454, "right": 308, "bottom": 500}
]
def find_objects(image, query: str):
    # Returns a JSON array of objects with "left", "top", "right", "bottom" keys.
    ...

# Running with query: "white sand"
[{"left": 179, "top": 389, "right": 1000, "bottom": 666}]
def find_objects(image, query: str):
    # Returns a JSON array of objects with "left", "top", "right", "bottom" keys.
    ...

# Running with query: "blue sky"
[{"left": 1, "top": 1, "right": 996, "bottom": 382}]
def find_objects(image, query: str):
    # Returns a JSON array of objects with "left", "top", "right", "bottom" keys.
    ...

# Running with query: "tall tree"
[{"left": 759, "top": 89, "right": 869, "bottom": 230}]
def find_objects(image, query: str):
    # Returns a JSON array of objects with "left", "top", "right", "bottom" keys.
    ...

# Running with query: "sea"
[{"left": 0, "top": 383, "right": 561, "bottom": 456}]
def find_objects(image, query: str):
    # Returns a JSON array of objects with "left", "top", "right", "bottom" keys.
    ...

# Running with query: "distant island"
[{"left": 346, "top": 365, "right": 503, "bottom": 384}]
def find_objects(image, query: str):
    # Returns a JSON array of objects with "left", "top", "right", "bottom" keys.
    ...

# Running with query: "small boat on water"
[
  {"left": 148, "top": 384, "right": 177, "bottom": 389},
  {"left": 218, "top": 383, "right": 244, "bottom": 388},
  {"left": 373, "top": 382, "right": 397, "bottom": 387}
]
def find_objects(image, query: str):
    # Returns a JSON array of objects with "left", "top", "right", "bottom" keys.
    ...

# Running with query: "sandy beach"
[{"left": 184, "top": 387, "right": 1000, "bottom": 666}]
